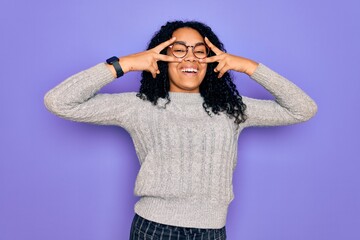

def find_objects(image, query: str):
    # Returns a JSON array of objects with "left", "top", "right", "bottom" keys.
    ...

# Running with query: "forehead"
[{"left": 172, "top": 27, "right": 204, "bottom": 44}]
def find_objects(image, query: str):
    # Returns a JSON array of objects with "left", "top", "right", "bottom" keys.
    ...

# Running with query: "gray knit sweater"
[{"left": 44, "top": 63, "right": 317, "bottom": 229}]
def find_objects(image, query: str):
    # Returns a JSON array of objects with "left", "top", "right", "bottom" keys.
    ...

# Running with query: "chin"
[
  {"left": 170, "top": 80, "right": 202, "bottom": 92},
  {"left": 183, "top": 87, "right": 200, "bottom": 92}
]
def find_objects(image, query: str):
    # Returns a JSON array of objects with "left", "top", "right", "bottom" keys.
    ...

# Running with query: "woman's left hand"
[{"left": 200, "top": 37, "right": 259, "bottom": 78}]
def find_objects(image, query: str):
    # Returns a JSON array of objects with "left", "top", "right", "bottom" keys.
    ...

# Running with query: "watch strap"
[
  {"left": 106, "top": 56, "right": 124, "bottom": 78},
  {"left": 112, "top": 60, "right": 124, "bottom": 78}
]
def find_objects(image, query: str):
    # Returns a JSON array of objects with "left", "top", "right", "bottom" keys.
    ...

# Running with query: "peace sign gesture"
[
  {"left": 108, "top": 37, "right": 181, "bottom": 78},
  {"left": 200, "top": 37, "right": 259, "bottom": 78}
]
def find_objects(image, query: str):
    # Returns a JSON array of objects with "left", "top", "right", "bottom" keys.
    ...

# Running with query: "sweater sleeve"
[
  {"left": 242, "top": 63, "right": 318, "bottom": 128},
  {"left": 44, "top": 63, "right": 137, "bottom": 131}
]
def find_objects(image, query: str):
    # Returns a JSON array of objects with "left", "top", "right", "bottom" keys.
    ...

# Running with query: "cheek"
[
  {"left": 167, "top": 63, "right": 177, "bottom": 75},
  {"left": 201, "top": 64, "right": 208, "bottom": 77}
]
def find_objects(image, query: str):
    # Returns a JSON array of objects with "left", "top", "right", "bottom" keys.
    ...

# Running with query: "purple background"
[{"left": 1, "top": 0, "right": 359, "bottom": 239}]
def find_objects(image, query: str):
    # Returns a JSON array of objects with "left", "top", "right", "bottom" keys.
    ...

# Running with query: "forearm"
[
  {"left": 244, "top": 64, "right": 318, "bottom": 127},
  {"left": 44, "top": 63, "right": 115, "bottom": 116}
]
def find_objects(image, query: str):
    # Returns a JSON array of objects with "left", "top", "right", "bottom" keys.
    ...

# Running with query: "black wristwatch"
[{"left": 106, "top": 56, "right": 124, "bottom": 78}]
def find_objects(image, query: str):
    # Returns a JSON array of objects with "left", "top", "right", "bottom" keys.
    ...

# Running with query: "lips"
[
  {"left": 179, "top": 65, "right": 199, "bottom": 76},
  {"left": 181, "top": 68, "right": 198, "bottom": 73}
]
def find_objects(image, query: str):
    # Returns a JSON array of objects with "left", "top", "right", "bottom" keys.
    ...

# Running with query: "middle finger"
[
  {"left": 153, "top": 37, "right": 177, "bottom": 53},
  {"left": 204, "top": 37, "right": 223, "bottom": 55}
]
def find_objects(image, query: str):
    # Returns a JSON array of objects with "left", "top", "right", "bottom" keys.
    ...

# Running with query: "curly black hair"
[{"left": 136, "top": 20, "right": 247, "bottom": 126}]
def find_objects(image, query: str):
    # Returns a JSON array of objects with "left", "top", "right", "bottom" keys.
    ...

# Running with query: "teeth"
[{"left": 181, "top": 68, "right": 198, "bottom": 73}]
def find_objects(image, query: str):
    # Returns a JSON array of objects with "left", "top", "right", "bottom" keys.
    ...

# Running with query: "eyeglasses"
[{"left": 169, "top": 42, "right": 209, "bottom": 59}]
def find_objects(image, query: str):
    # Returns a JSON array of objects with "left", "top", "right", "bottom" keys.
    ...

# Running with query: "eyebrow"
[{"left": 174, "top": 41, "right": 205, "bottom": 45}]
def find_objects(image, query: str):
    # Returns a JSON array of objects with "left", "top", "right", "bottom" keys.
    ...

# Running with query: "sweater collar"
[{"left": 167, "top": 91, "right": 204, "bottom": 104}]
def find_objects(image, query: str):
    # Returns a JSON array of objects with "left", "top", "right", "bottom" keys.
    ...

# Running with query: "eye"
[
  {"left": 194, "top": 45, "right": 207, "bottom": 57},
  {"left": 194, "top": 45, "right": 206, "bottom": 51},
  {"left": 172, "top": 43, "right": 187, "bottom": 51}
]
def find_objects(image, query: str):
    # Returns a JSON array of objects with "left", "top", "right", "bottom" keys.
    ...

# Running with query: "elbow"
[
  {"left": 44, "top": 91, "right": 82, "bottom": 121},
  {"left": 297, "top": 99, "right": 318, "bottom": 122},
  {"left": 44, "top": 91, "right": 56, "bottom": 113},
  {"left": 309, "top": 100, "right": 318, "bottom": 118},
  {"left": 43, "top": 90, "right": 66, "bottom": 116}
]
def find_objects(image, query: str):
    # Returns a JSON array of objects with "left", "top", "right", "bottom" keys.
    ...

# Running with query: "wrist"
[
  {"left": 244, "top": 60, "right": 259, "bottom": 76},
  {"left": 119, "top": 57, "right": 131, "bottom": 74},
  {"left": 106, "top": 56, "right": 124, "bottom": 78}
]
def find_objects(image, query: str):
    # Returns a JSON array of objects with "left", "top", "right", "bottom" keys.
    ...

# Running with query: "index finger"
[
  {"left": 156, "top": 54, "right": 182, "bottom": 62},
  {"left": 153, "top": 37, "right": 177, "bottom": 53},
  {"left": 204, "top": 37, "right": 223, "bottom": 55},
  {"left": 199, "top": 55, "right": 222, "bottom": 63}
]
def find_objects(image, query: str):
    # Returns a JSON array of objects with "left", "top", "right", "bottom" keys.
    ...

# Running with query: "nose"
[{"left": 184, "top": 46, "right": 196, "bottom": 62}]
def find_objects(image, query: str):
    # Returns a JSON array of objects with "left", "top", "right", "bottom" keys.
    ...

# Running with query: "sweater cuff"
[{"left": 250, "top": 63, "right": 274, "bottom": 81}]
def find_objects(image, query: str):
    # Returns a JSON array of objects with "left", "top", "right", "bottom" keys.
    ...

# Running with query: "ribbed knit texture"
[{"left": 44, "top": 63, "right": 317, "bottom": 228}]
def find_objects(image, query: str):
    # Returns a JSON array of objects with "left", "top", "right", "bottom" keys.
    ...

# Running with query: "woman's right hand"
[{"left": 107, "top": 37, "right": 181, "bottom": 78}]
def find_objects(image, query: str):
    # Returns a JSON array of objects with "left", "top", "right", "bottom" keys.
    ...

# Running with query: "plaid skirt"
[{"left": 129, "top": 213, "right": 227, "bottom": 240}]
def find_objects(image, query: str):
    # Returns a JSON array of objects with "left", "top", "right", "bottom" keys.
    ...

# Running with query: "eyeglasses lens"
[
  {"left": 171, "top": 43, "right": 208, "bottom": 59},
  {"left": 193, "top": 44, "right": 208, "bottom": 59}
]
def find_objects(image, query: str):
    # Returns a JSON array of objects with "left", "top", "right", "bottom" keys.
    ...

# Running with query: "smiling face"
[{"left": 167, "top": 28, "right": 207, "bottom": 93}]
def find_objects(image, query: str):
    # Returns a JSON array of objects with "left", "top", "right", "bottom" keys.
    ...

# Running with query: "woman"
[{"left": 44, "top": 20, "right": 317, "bottom": 240}]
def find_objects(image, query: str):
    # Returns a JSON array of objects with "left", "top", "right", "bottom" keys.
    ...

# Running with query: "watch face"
[{"left": 106, "top": 56, "right": 119, "bottom": 64}]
